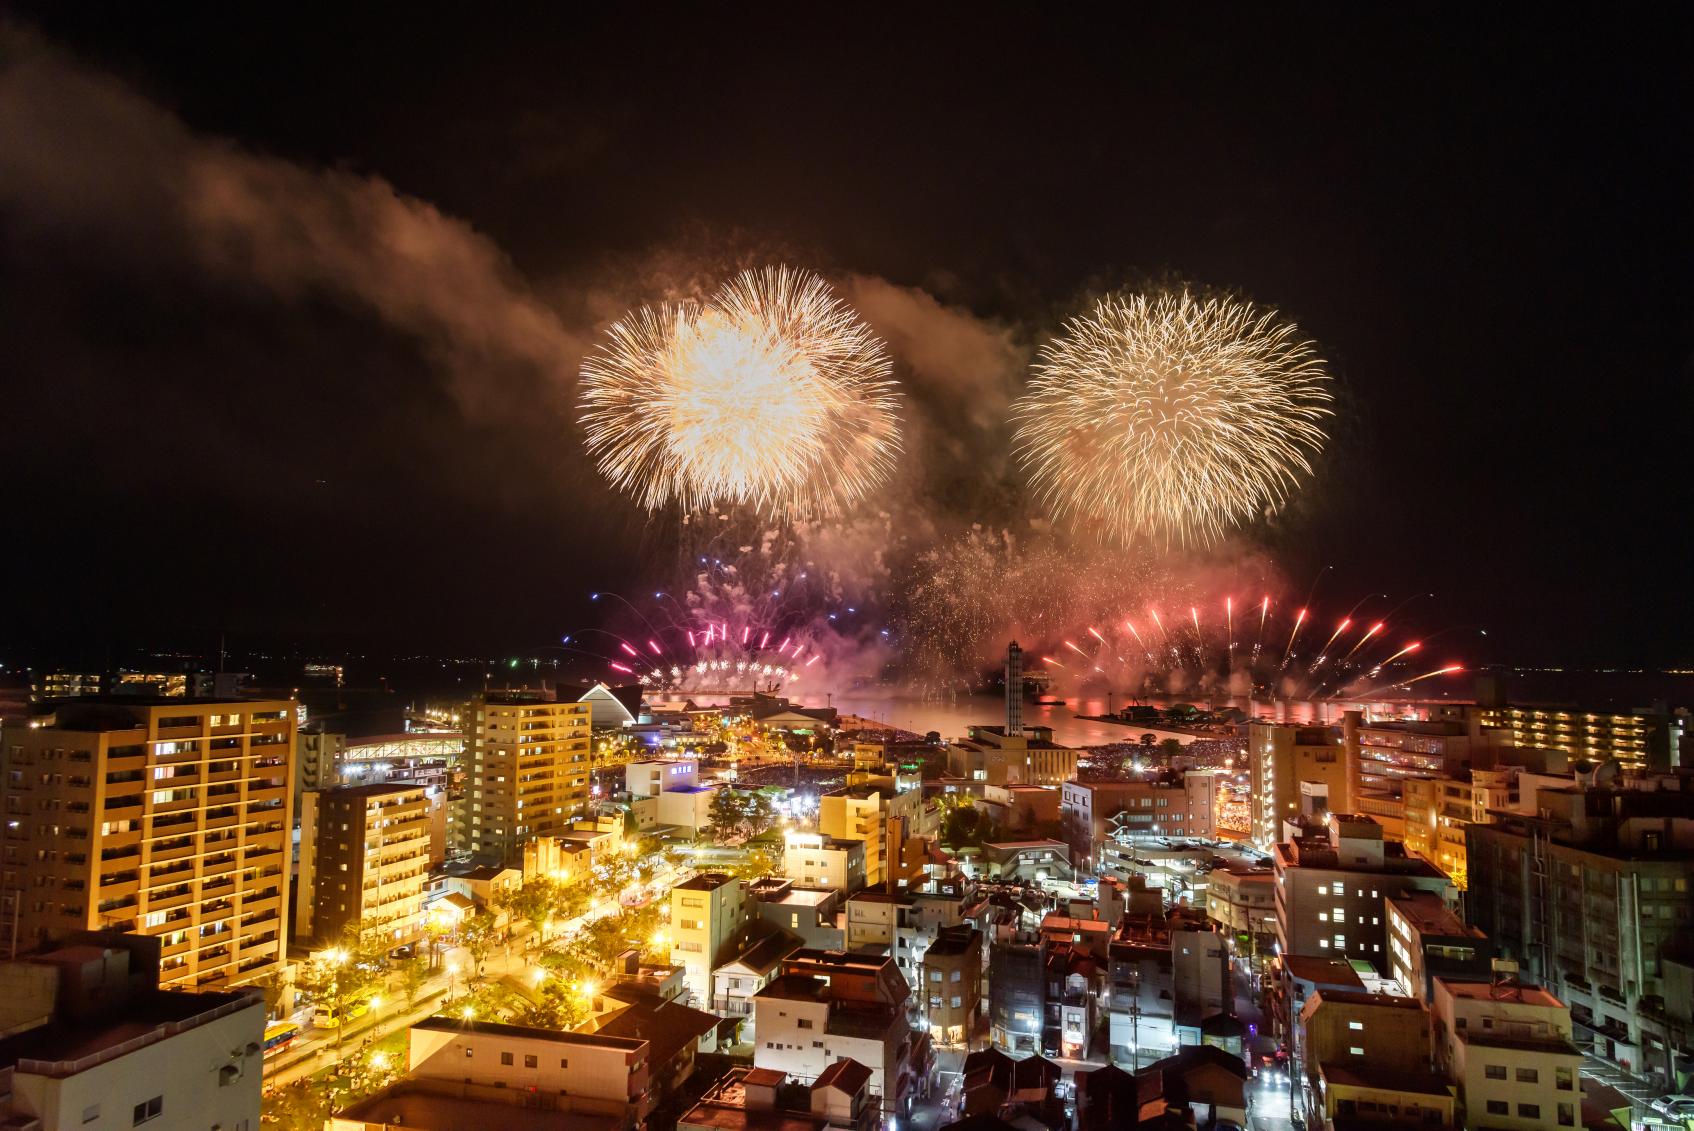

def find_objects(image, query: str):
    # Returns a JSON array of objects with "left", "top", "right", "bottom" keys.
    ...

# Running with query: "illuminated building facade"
[
  {"left": 1475, "top": 705, "right": 1677, "bottom": 772},
  {"left": 458, "top": 693, "right": 591, "bottom": 862},
  {"left": 296, "top": 782, "right": 432, "bottom": 946},
  {"left": 1247, "top": 722, "right": 1350, "bottom": 849},
  {"left": 0, "top": 698, "right": 295, "bottom": 987}
]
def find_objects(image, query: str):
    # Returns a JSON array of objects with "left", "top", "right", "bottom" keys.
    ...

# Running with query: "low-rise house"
[
  {"left": 400, "top": 1016, "right": 652, "bottom": 1125},
  {"left": 713, "top": 927, "right": 803, "bottom": 1024},
  {"left": 678, "top": 1061, "right": 877, "bottom": 1131},
  {"left": 1313, "top": 1063, "right": 1457, "bottom": 1131},
  {"left": 960, "top": 1047, "right": 1065, "bottom": 1130},
  {"left": 751, "top": 949, "right": 930, "bottom": 1120},
  {"left": 1137, "top": 1044, "right": 1250, "bottom": 1129},
  {"left": 1431, "top": 976, "right": 1583, "bottom": 1131}
]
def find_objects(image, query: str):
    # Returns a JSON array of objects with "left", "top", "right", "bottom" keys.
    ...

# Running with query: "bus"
[
  {"left": 262, "top": 1021, "right": 300, "bottom": 1057},
  {"left": 312, "top": 998, "right": 370, "bottom": 1029}
]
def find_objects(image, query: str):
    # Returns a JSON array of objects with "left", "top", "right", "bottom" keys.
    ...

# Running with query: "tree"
[
  {"left": 1140, "top": 733, "right": 1157, "bottom": 747},
  {"left": 512, "top": 983, "right": 589, "bottom": 1031},
  {"left": 747, "top": 791, "right": 778, "bottom": 839},
  {"left": 499, "top": 878, "right": 559, "bottom": 941},
  {"left": 461, "top": 910, "right": 499, "bottom": 977},
  {"left": 1159, "top": 738, "right": 1184, "bottom": 760},
  {"left": 705, "top": 787, "right": 751, "bottom": 843},
  {"left": 397, "top": 953, "right": 430, "bottom": 1009}
]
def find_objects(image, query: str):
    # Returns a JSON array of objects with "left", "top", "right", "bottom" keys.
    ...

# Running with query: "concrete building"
[
  {"left": 0, "top": 698, "right": 294, "bottom": 987},
  {"left": 1297, "top": 989, "right": 1432, "bottom": 1099},
  {"left": 1206, "top": 865, "right": 1278, "bottom": 953},
  {"left": 671, "top": 872, "right": 755, "bottom": 1006},
  {"left": 625, "top": 758, "right": 699, "bottom": 798},
  {"left": 1313, "top": 1063, "right": 1457, "bottom": 1131},
  {"left": 1402, "top": 768, "right": 1517, "bottom": 890},
  {"left": 818, "top": 782, "right": 923, "bottom": 888},
  {"left": 1476, "top": 703, "right": 1680, "bottom": 773},
  {"left": 296, "top": 782, "right": 431, "bottom": 946},
  {"left": 749, "top": 879, "right": 844, "bottom": 950},
  {"left": 294, "top": 726, "right": 345, "bottom": 816},
  {"left": 1431, "top": 977, "right": 1583, "bottom": 1131},
  {"left": 1385, "top": 890, "right": 1491, "bottom": 1003},
  {"left": 946, "top": 725, "right": 1079, "bottom": 788},
  {"left": 1106, "top": 906, "right": 1232, "bottom": 1068},
  {"left": 921, "top": 925, "right": 982, "bottom": 1047},
  {"left": 386, "top": 1015, "right": 652, "bottom": 1125},
  {"left": 1464, "top": 782, "right": 1694, "bottom": 1073},
  {"left": 0, "top": 934, "right": 265, "bottom": 1131},
  {"left": 458, "top": 692, "right": 591, "bottom": 862},
  {"left": 783, "top": 832, "right": 867, "bottom": 895},
  {"left": 751, "top": 949, "right": 928, "bottom": 1120},
  {"left": 1060, "top": 773, "right": 1217, "bottom": 870},
  {"left": 975, "top": 840, "right": 1073, "bottom": 884},
  {"left": 1272, "top": 813, "right": 1453, "bottom": 970},
  {"left": 1248, "top": 721, "right": 1349, "bottom": 849}
]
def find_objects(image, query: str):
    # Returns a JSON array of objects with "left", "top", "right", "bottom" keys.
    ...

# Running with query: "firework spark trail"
[
  {"left": 1358, "top": 664, "right": 1463, "bottom": 698},
  {"left": 1338, "top": 622, "right": 1384, "bottom": 663},
  {"left": 1311, "top": 617, "right": 1351, "bottom": 668},
  {"left": 1226, "top": 596, "right": 1234, "bottom": 654},
  {"left": 1281, "top": 607, "right": 1309, "bottom": 664},
  {"left": 1012, "top": 288, "right": 1333, "bottom": 547},
  {"left": 1372, "top": 641, "right": 1421, "bottom": 675},
  {"left": 579, "top": 266, "right": 902, "bottom": 514}
]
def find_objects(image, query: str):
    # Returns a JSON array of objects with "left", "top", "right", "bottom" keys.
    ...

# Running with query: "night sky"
[{"left": 3, "top": 8, "right": 1691, "bottom": 668}]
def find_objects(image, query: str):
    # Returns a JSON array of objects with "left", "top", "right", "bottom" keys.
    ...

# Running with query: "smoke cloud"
[{"left": 0, "top": 25, "right": 583, "bottom": 423}]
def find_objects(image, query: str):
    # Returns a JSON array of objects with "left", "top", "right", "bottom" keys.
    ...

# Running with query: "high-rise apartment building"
[
  {"left": 1272, "top": 813, "right": 1452, "bottom": 970},
  {"left": 1247, "top": 722, "right": 1350, "bottom": 848},
  {"left": 1465, "top": 781, "right": 1694, "bottom": 1073},
  {"left": 1475, "top": 704, "right": 1678, "bottom": 773},
  {"left": 296, "top": 782, "right": 432, "bottom": 946},
  {"left": 458, "top": 693, "right": 591, "bottom": 863},
  {"left": 0, "top": 698, "right": 294, "bottom": 987}
]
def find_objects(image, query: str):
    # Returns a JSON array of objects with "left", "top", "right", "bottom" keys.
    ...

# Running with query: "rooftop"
[
  {"left": 314, "top": 781, "right": 426, "bottom": 799},
  {"left": 336, "top": 1080, "right": 618, "bottom": 1131},
  {"left": 1436, "top": 978, "right": 1565, "bottom": 1009},
  {"left": 1282, "top": 955, "right": 1368, "bottom": 989},
  {"left": 1386, "top": 891, "right": 1485, "bottom": 939},
  {"left": 755, "top": 975, "right": 831, "bottom": 1004},
  {"left": 411, "top": 1016, "right": 645, "bottom": 1051},
  {"left": 1319, "top": 1062, "right": 1455, "bottom": 1097},
  {"left": 676, "top": 872, "right": 737, "bottom": 892},
  {"left": 0, "top": 989, "right": 258, "bottom": 1076}
]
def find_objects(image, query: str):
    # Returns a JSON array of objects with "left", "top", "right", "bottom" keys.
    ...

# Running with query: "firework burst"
[
  {"left": 579, "top": 266, "right": 901, "bottom": 515},
  {"left": 1013, "top": 288, "right": 1333, "bottom": 547}
]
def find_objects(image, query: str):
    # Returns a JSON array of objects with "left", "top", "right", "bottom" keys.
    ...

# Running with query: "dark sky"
[{"left": 3, "top": 7, "right": 1691, "bottom": 668}]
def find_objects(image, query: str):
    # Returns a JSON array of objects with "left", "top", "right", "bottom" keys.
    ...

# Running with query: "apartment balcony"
[
  {"left": 240, "top": 892, "right": 281, "bottom": 918},
  {"left": 201, "top": 855, "right": 237, "bottom": 878},
  {"left": 97, "top": 876, "right": 140, "bottom": 902},
  {"left": 146, "top": 886, "right": 195, "bottom": 912},
  {"left": 204, "top": 809, "right": 241, "bottom": 831},
  {"left": 150, "top": 795, "right": 198, "bottom": 818},
  {"left": 247, "top": 786, "right": 286, "bottom": 806},
  {"left": 147, "top": 839, "right": 198, "bottom": 864}
]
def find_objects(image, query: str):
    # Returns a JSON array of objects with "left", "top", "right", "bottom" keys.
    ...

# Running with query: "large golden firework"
[
  {"left": 579, "top": 266, "right": 900, "bottom": 514},
  {"left": 1013, "top": 288, "right": 1332, "bottom": 546}
]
